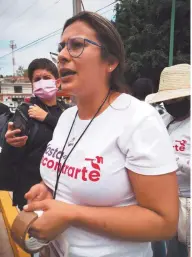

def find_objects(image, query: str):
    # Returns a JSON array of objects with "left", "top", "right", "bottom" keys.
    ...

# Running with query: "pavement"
[{"left": 0, "top": 211, "right": 14, "bottom": 257}]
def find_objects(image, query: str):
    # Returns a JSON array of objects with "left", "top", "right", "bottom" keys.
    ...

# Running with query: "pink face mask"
[{"left": 33, "top": 79, "right": 58, "bottom": 100}]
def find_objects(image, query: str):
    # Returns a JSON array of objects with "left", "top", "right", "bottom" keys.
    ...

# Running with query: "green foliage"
[
  {"left": 114, "top": 0, "right": 190, "bottom": 91},
  {"left": 23, "top": 69, "right": 28, "bottom": 78},
  {"left": 16, "top": 66, "right": 25, "bottom": 77}
]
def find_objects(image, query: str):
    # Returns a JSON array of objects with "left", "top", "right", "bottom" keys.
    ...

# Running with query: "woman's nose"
[
  {"left": 58, "top": 55, "right": 69, "bottom": 64},
  {"left": 58, "top": 46, "right": 71, "bottom": 64}
]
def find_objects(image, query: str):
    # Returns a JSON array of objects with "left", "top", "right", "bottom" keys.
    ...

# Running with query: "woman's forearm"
[{"left": 73, "top": 204, "right": 177, "bottom": 242}]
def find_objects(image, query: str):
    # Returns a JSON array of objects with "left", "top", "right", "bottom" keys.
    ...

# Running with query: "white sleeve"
[{"left": 118, "top": 112, "right": 178, "bottom": 175}]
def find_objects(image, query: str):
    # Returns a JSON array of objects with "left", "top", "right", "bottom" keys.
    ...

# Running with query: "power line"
[
  {"left": 0, "top": 1, "right": 118, "bottom": 60},
  {"left": 3, "top": 0, "right": 61, "bottom": 33},
  {"left": 81, "top": 0, "right": 85, "bottom": 11},
  {"left": 0, "top": 1, "right": 64, "bottom": 60},
  {"left": 15, "top": 32, "right": 61, "bottom": 53},
  {"left": 1, "top": 0, "right": 39, "bottom": 31},
  {"left": 13, "top": 0, "right": 39, "bottom": 21},
  {"left": 0, "top": 30, "right": 61, "bottom": 59},
  {"left": 34, "top": 0, "right": 62, "bottom": 20},
  {"left": 96, "top": 1, "right": 117, "bottom": 13},
  {"left": 0, "top": 28, "right": 62, "bottom": 60},
  {"left": 0, "top": 4, "right": 11, "bottom": 18},
  {"left": 100, "top": 8, "right": 114, "bottom": 16},
  {"left": 0, "top": 0, "right": 15, "bottom": 20}
]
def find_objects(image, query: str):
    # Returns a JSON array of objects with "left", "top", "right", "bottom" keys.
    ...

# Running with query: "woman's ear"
[{"left": 108, "top": 55, "right": 119, "bottom": 73}]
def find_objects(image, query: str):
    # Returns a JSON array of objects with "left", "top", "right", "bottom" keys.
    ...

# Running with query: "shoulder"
[
  {"left": 172, "top": 116, "right": 190, "bottom": 132},
  {"left": 60, "top": 105, "right": 77, "bottom": 117},
  {"left": 119, "top": 94, "right": 162, "bottom": 128},
  {"left": 184, "top": 116, "right": 190, "bottom": 127},
  {"left": 113, "top": 93, "right": 155, "bottom": 113},
  {"left": 57, "top": 106, "right": 77, "bottom": 124},
  {"left": 118, "top": 97, "right": 178, "bottom": 175},
  {"left": 109, "top": 94, "right": 169, "bottom": 145},
  {"left": 120, "top": 93, "right": 157, "bottom": 114}
]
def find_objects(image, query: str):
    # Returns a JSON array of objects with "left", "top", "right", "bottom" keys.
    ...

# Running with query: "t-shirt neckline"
[{"left": 77, "top": 93, "right": 128, "bottom": 122}]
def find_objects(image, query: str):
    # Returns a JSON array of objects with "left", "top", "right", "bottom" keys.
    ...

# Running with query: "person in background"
[
  {"left": 0, "top": 102, "right": 12, "bottom": 145},
  {"left": 131, "top": 78, "right": 165, "bottom": 115},
  {"left": 131, "top": 78, "right": 154, "bottom": 101},
  {"left": 22, "top": 12, "right": 179, "bottom": 257},
  {"left": 146, "top": 63, "right": 190, "bottom": 257},
  {"left": 2, "top": 58, "right": 67, "bottom": 210},
  {"left": 0, "top": 102, "right": 10, "bottom": 115}
]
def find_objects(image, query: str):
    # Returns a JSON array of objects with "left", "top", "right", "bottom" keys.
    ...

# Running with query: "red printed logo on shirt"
[
  {"left": 41, "top": 145, "right": 103, "bottom": 182},
  {"left": 173, "top": 139, "right": 187, "bottom": 152}
]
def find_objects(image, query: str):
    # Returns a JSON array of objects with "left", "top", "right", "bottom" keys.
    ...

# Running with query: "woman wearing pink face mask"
[{"left": 2, "top": 58, "right": 69, "bottom": 210}]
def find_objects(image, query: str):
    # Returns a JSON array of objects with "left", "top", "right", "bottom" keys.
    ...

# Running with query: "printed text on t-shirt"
[
  {"left": 173, "top": 139, "right": 187, "bottom": 152},
  {"left": 41, "top": 145, "right": 104, "bottom": 182}
]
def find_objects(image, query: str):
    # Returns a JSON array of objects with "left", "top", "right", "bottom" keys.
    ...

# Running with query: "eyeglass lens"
[{"left": 58, "top": 38, "right": 85, "bottom": 57}]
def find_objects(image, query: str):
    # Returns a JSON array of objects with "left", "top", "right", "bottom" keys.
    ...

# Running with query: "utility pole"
[
  {"left": 73, "top": 0, "right": 81, "bottom": 16},
  {"left": 169, "top": 0, "right": 176, "bottom": 66},
  {"left": 10, "top": 40, "right": 17, "bottom": 77}
]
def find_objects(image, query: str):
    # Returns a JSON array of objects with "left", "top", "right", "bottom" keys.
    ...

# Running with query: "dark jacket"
[
  {"left": 0, "top": 102, "right": 10, "bottom": 115},
  {"left": 2, "top": 97, "right": 67, "bottom": 209}
]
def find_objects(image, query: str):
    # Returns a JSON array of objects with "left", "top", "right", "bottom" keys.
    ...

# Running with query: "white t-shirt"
[
  {"left": 41, "top": 94, "right": 177, "bottom": 257},
  {"left": 162, "top": 112, "right": 190, "bottom": 198}
]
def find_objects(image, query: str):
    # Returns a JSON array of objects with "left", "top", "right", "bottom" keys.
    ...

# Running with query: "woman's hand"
[
  {"left": 5, "top": 122, "right": 28, "bottom": 147},
  {"left": 25, "top": 183, "right": 53, "bottom": 203},
  {"left": 28, "top": 105, "right": 48, "bottom": 121},
  {"left": 23, "top": 200, "right": 77, "bottom": 241}
]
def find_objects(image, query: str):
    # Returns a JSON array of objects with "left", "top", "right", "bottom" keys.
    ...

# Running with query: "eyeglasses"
[
  {"left": 50, "top": 52, "right": 59, "bottom": 64},
  {"left": 50, "top": 37, "right": 104, "bottom": 63}
]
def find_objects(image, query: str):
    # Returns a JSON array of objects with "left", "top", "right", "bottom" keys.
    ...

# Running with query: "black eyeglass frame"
[{"left": 50, "top": 37, "right": 104, "bottom": 62}]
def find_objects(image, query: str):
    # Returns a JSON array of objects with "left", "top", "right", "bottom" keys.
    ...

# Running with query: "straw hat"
[{"left": 146, "top": 64, "right": 190, "bottom": 104}]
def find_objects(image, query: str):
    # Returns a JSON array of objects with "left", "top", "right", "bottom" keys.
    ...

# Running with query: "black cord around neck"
[{"left": 53, "top": 90, "right": 111, "bottom": 199}]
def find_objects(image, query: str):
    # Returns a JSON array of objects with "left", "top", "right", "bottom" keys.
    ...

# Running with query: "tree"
[
  {"left": 114, "top": 0, "right": 190, "bottom": 91},
  {"left": 16, "top": 66, "right": 25, "bottom": 77},
  {"left": 23, "top": 69, "right": 28, "bottom": 78}
]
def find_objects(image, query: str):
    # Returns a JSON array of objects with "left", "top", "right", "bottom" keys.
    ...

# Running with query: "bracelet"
[{"left": 11, "top": 210, "right": 49, "bottom": 253}]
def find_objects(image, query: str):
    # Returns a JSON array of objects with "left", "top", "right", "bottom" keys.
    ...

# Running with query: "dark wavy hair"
[
  {"left": 28, "top": 58, "right": 59, "bottom": 82},
  {"left": 62, "top": 11, "right": 126, "bottom": 93}
]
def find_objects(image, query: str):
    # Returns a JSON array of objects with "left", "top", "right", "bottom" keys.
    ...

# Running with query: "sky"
[{"left": 0, "top": 0, "right": 117, "bottom": 76}]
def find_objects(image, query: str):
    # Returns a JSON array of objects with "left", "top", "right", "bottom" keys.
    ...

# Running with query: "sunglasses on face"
[{"left": 50, "top": 37, "right": 104, "bottom": 63}]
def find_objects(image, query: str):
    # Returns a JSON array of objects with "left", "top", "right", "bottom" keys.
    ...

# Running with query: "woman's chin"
[{"left": 60, "top": 82, "right": 75, "bottom": 94}]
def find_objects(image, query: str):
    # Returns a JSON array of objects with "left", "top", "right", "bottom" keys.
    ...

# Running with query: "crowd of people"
[{"left": 0, "top": 11, "right": 190, "bottom": 257}]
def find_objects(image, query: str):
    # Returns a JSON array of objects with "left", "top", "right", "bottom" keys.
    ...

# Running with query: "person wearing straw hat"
[{"left": 146, "top": 63, "right": 190, "bottom": 257}]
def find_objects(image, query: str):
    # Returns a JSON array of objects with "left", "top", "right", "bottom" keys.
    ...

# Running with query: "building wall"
[
  {"left": 0, "top": 83, "right": 32, "bottom": 94},
  {"left": 0, "top": 83, "right": 32, "bottom": 112}
]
